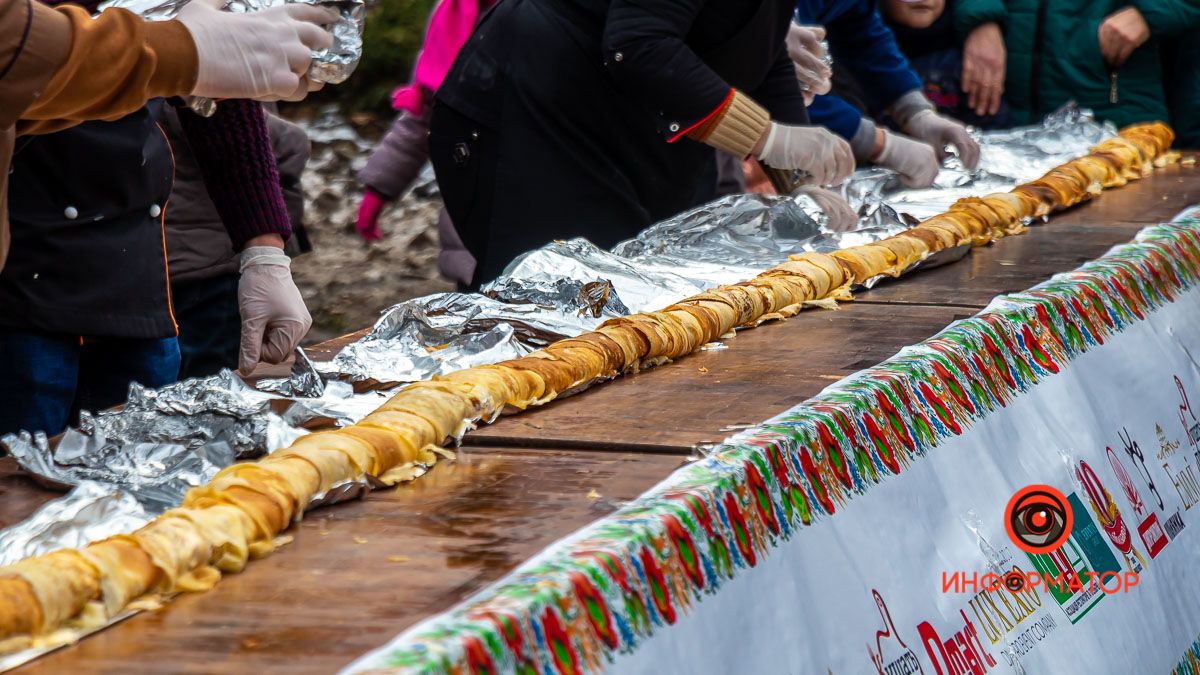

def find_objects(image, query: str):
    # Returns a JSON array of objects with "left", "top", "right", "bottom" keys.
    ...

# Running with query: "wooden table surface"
[{"left": 5, "top": 159, "right": 1198, "bottom": 673}]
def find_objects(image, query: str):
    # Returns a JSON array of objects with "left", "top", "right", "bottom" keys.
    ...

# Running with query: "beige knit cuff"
[{"left": 688, "top": 90, "right": 771, "bottom": 159}]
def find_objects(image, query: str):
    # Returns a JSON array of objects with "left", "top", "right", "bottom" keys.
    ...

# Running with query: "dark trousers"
[
  {"left": 172, "top": 274, "right": 242, "bottom": 380},
  {"left": 0, "top": 327, "right": 180, "bottom": 436}
]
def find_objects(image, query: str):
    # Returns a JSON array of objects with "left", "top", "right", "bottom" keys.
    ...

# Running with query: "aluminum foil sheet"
[
  {"left": 0, "top": 482, "right": 150, "bottom": 566},
  {"left": 495, "top": 239, "right": 705, "bottom": 314},
  {"left": 100, "top": 0, "right": 364, "bottom": 115},
  {"left": 612, "top": 192, "right": 911, "bottom": 285},
  {"left": 320, "top": 294, "right": 586, "bottom": 384}
]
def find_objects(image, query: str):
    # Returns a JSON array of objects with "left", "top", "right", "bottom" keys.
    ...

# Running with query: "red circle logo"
[{"left": 1004, "top": 485, "right": 1073, "bottom": 554}]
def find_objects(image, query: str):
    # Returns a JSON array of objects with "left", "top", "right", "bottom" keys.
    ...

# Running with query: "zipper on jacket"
[{"left": 1029, "top": 0, "right": 1050, "bottom": 118}]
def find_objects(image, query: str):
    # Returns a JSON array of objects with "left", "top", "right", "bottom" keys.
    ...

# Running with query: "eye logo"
[{"left": 1005, "top": 485, "right": 1073, "bottom": 554}]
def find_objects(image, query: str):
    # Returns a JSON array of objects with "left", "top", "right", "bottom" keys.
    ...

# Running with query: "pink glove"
[{"left": 356, "top": 190, "right": 387, "bottom": 242}]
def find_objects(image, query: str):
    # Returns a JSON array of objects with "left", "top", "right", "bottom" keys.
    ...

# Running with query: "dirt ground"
[{"left": 287, "top": 108, "right": 454, "bottom": 344}]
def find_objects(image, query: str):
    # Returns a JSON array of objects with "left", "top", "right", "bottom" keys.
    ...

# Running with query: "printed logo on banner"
[
  {"left": 1024, "top": 493, "right": 1122, "bottom": 624},
  {"left": 1176, "top": 375, "right": 1200, "bottom": 465},
  {"left": 1156, "top": 424, "right": 1190, "bottom": 539},
  {"left": 1076, "top": 460, "right": 1147, "bottom": 573},
  {"left": 867, "top": 589, "right": 924, "bottom": 675},
  {"left": 1004, "top": 485, "right": 1073, "bottom": 554},
  {"left": 1109, "top": 434, "right": 1168, "bottom": 557}
]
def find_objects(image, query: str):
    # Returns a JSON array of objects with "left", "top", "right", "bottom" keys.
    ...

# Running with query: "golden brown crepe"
[
  {"left": 0, "top": 551, "right": 98, "bottom": 634},
  {"left": 78, "top": 535, "right": 161, "bottom": 616}
]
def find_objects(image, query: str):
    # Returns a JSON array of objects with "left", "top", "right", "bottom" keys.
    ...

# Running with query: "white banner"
[{"left": 609, "top": 285, "right": 1200, "bottom": 675}]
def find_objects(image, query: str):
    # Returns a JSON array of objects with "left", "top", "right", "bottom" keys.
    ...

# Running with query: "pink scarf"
[{"left": 392, "top": 0, "right": 495, "bottom": 115}]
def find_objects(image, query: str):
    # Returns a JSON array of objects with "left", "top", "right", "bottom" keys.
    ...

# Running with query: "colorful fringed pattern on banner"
[
  {"left": 347, "top": 216, "right": 1200, "bottom": 674},
  {"left": 1175, "top": 634, "right": 1200, "bottom": 675}
]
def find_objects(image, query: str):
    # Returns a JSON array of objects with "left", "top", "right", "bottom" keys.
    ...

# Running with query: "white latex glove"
[
  {"left": 786, "top": 23, "right": 832, "bottom": 105},
  {"left": 874, "top": 130, "right": 940, "bottom": 188},
  {"left": 237, "top": 246, "right": 312, "bottom": 375},
  {"left": 795, "top": 186, "right": 858, "bottom": 232},
  {"left": 177, "top": 0, "right": 338, "bottom": 102},
  {"left": 903, "top": 109, "right": 981, "bottom": 169},
  {"left": 757, "top": 123, "right": 854, "bottom": 187}
]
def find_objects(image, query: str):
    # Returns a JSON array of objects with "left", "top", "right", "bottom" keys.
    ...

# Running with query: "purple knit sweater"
[
  {"left": 175, "top": 100, "right": 293, "bottom": 249},
  {"left": 46, "top": 0, "right": 293, "bottom": 249}
]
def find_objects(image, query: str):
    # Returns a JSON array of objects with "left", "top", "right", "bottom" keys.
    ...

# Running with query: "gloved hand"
[
  {"left": 795, "top": 186, "right": 858, "bottom": 232},
  {"left": 786, "top": 24, "right": 832, "bottom": 105},
  {"left": 177, "top": 0, "right": 338, "bottom": 102},
  {"left": 237, "top": 246, "right": 312, "bottom": 375},
  {"left": 874, "top": 131, "right": 940, "bottom": 188},
  {"left": 356, "top": 190, "right": 387, "bottom": 242},
  {"left": 757, "top": 123, "right": 855, "bottom": 187},
  {"left": 903, "top": 109, "right": 981, "bottom": 169}
]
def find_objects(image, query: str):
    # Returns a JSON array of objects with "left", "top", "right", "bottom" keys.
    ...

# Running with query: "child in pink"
[{"left": 355, "top": 0, "right": 494, "bottom": 286}]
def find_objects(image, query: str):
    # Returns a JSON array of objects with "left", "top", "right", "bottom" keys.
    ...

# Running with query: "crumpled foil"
[
  {"left": 0, "top": 371, "right": 308, "bottom": 513},
  {"left": 320, "top": 294, "right": 591, "bottom": 384},
  {"left": 100, "top": 0, "right": 365, "bottom": 115},
  {"left": 0, "top": 482, "right": 150, "bottom": 566},
  {"left": 495, "top": 239, "right": 705, "bottom": 314},
  {"left": 612, "top": 192, "right": 912, "bottom": 286}
]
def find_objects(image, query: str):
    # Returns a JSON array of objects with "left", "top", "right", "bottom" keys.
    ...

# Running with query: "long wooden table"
[{"left": 4, "top": 160, "right": 1198, "bottom": 673}]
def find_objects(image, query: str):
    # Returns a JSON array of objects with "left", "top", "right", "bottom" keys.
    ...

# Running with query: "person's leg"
[
  {"left": 0, "top": 327, "right": 80, "bottom": 436},
  {"left": 73, "top": 336, "right": 182, "bottom": 419},
  {"left": 171, "top": 274, "right": 242, "bottom": 379}
]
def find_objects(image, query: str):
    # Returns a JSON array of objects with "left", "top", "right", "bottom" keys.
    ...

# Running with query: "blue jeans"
[
  {"left": 172, "top": 274, "right": 241, "bottom": 380},
  {"left": 0, "top": 328, "right": 180, "bottom": 437}
]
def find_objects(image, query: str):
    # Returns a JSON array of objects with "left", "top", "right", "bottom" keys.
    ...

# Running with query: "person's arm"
[
  {"left": 0, "top": 0, "right": 70, "bottom": 130},
  {"left": 20, "top": 5, "right": 197, "bottom": 136},
  {"left": 747, "top": 47, "right": 810, "bottom": 126},
  {"left": 824, "top": 1, "right": 923, "bottom": 113},
  {"left": 954, "top": 0, "right": 1008, "bottom": 38},
  {"left": 602, "top": 0, "right": 736, "bottom": 143},
  {"left": 176, "top": 100, "right": 312, "bottom": 374},
  {"left": 1131, "top": 0, "right": 1200, "bottom": 36},
  {"left": 176, "top": 100, "right": 292, "bottom": 249}
]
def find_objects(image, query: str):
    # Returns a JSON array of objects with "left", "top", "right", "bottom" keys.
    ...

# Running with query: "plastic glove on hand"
[
  {"left": 786, "top": 24, "right": 832, "bottom": 104},
  {"left": 795, "top": 185, "right": 858, "bottom": 232},
  {"left": 874, "top": 131, "right": 940, "bottom": 188},
  {"left": 237, "top": 246, "right": 312, "bottom": 375},
  {"left": 356, "top": 190, "right": 387, "bottom": 242},
  {"left": 904, "top": 109, "right": 980, "bottom": 169},
  {"left": 178, "top": 0, "right": 338, "bottom": 101},
  {"left": 757, "top": 123, "right": 854, "bottom": 187}
]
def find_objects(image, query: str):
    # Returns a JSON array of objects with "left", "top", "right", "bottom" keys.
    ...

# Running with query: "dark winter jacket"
[{"left": 794, "top": 0, "right": 925, "bottom": 139}]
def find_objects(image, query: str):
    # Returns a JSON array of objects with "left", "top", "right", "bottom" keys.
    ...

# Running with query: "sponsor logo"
[
  {"left": 1108, "top": 443, "right": 1169, "bottom": 558},
  {"left": 868, "top": 589, "right": 924, "bottom": 675},
  {"left": 1004, "top": 485, "right": 1072, "bottom": 555},
  {"left": 1025, "top": 493, "right": 1123, "bottom": 624},
  {"left": 1076, "top": 460, "right": 1146, "bottom": 573}
]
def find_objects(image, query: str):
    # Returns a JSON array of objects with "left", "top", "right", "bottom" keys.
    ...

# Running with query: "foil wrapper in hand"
[{"left": 100, "top": 0, "right": 364, "bottom": 115}]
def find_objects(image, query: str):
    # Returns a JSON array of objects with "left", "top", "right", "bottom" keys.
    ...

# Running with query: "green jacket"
[{"left": 955, "top": 0, "right": 1200, "bottom": 130}]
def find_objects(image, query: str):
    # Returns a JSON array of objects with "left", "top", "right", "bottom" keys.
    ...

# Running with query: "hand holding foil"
[
  {"left": 786, "top": 23, "right": 832, "bottom": 105},
  {"left": 177, "top": 0, "right": 338, "bottom": 101}
]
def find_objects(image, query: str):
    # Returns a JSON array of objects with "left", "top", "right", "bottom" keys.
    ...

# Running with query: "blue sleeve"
[
  {"left": 805, "top": 93, "right": 866, "bottom": 140},
  {"left": 824, "top": 0, "right": 923, "bottom": 111}
]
